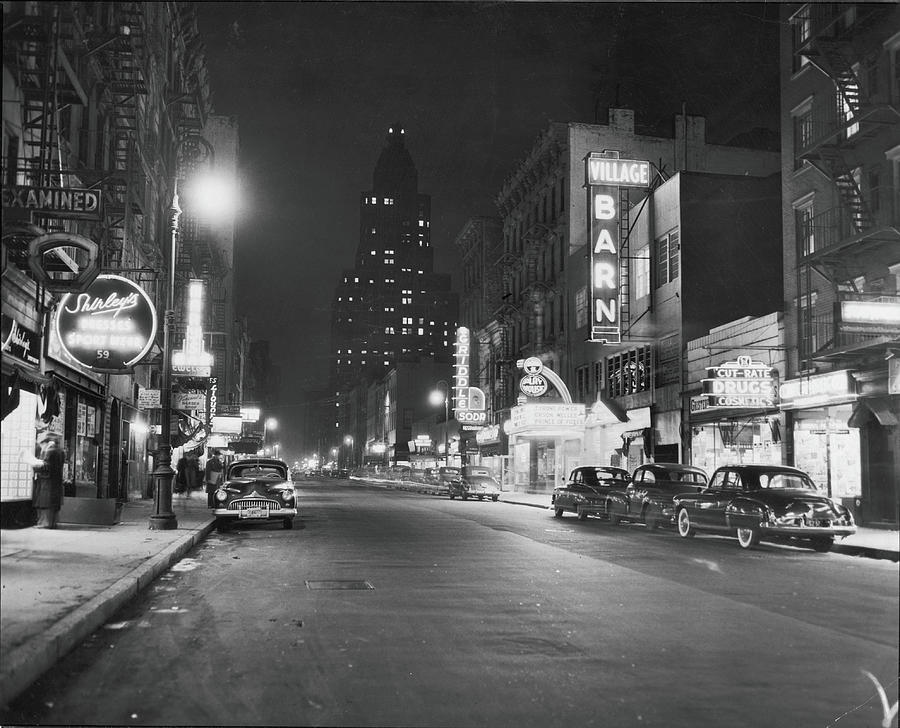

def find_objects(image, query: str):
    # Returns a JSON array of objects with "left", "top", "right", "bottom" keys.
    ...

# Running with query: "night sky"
[{"left": 195, "top": 1, "right": 782, "bottom": 458}]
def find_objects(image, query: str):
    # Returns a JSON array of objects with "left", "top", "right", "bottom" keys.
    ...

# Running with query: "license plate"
[{"left": 240, "top": 507, "right": 268, "bottom": 519}]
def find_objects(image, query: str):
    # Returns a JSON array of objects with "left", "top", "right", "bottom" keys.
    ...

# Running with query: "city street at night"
[{"left": 3, "top": 479, "right": 897, "bottom": 728}]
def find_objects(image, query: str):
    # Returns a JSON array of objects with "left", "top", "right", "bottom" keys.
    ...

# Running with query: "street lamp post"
[
  {"left": 149, "top": 188, "right": 182, "bottom": 530},
  {"left": 429, "top": 380, "right": 450, "bottom": 468},
  {"left": 344, "top": 434, "right": 354, "bottom": 469}
]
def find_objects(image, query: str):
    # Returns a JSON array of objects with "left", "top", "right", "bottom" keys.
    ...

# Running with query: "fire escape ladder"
[
  {"left": 93, "top": 4, "right": 148, "bottom": 270},
  {"left": 618, "top": 187, "right": 631, "bottom": 336}
]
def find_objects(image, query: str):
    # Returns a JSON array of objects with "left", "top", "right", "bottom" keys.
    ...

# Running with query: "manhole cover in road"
[{"left": 305, "top": 580, "right": 375, "bottom": 590}]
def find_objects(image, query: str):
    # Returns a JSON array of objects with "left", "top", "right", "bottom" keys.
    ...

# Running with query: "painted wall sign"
[
  {"left": 701, "top": 355, "right": 777, "bottom": 409},
  {"left": 3, "top": 185, "right": 102, "bottom": 218},
  {"left": 54, "top": 274, "right": 157, "bottom": 373},
  {"left": 453, "top": 326, "right": 487, "bottom": 425},
  {"left": 1, "top": 313, "right": 41, "bottom": 365}
]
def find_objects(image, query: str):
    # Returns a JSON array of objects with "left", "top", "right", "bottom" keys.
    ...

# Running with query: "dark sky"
[{"left": 196, "top": 1, "right": 782, "bottom": 458}]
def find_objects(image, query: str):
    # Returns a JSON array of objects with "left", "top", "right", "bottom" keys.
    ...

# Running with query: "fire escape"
[{"left": 792, "top": 3, "right": 900, "bottom": 365}]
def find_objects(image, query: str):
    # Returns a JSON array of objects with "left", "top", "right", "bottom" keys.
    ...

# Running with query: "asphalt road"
[{"left": 4, "top": 479, "right": 898, "bottom": 728}]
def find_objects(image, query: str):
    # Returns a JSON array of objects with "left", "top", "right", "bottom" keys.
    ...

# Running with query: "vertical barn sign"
[{"left": 586, "top": 152, "right": 650, "bottom": 344}]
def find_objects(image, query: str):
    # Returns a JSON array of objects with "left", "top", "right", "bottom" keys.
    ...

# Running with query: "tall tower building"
[{"left": 330, "top": 125, "right": 457, "bottom": 399}]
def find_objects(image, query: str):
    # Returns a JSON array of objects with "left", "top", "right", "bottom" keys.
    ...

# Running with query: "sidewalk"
[
  {"left": 0, "top": 495, "right": 216, "bottom": 709},
  {"left": 1, "top": 484, "right": 897, "bottom": 711}
]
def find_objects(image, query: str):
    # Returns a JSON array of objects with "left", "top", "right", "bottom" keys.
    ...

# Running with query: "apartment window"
[
  {"left": 634, "top": 245, "right": 650, "bottom": 299},
  {"left": 797, "top": 291, "right": 819, "bottom": 361},
  {"left": 655, "top": 229, "right": 679, "bottom": 288},
  {"left": 606, "top": 346, "right": 652, "bottom": 397},
  {"left": 793, "top": 99, "right": 814, "bottom": 166},
  {"left": 791, "top": 6, "right": 811, "bottom": 73},
  {"left": 797, "top": 195, "right": 818, "bottom": 256},
  {"left": 575, "top": 365, "right": 590, "bottom": 403},
  {"left": 575, "top": 286, "right": 588, "bottom": 329}
]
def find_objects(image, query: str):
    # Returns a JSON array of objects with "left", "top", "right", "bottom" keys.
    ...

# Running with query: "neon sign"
[
  {"left": 453, "top": 326, "right": 487, "bottom": 427},
  {"left": 586, "top": 153, "right": 650, "bottom": 344},
  {"left": 701, "top": 356, "right": 777, "bottom": 409},
  {"left": 172, "top": 279, "right": 213, "bottom": 377},
  {"left": 54, "top": 274, "right": 157, "bottom": 372}
]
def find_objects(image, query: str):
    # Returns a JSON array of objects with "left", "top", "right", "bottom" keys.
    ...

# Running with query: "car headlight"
[
  {"left": 282, "top": 491, "right": 294, "bottom": 502},
  {"left": 215, "top": 490, "right": 227, "bottom": 502}
]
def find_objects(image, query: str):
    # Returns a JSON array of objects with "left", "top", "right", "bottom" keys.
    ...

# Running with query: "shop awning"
[
  {"left": 848, "top": 398, "right": 898, "bottom": 427},
  {"left": 589, "top": 396, "right": 629, "bottom": 425}
]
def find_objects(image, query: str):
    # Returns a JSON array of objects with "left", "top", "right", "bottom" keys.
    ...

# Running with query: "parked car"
[
  {"left": 448, "top": 466, "right": 501, "bottom": 501},
  {"left": 552, "top": 466, "right": 630, "bottom": 520},
  {"left": 437, "top": 466, "right": 461, "bottom": 489},
  {"left": 213, "top": 457, "right": 298, "bottom": 531},
  {"left": 673, "top": 464, "right": 856, "bottom": 551},
  {"left": 609, "top": 463, "right": 708, "bottom": 529}
]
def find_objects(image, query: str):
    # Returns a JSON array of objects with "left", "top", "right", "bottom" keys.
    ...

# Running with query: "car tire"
[
  {"left": 462, "top": 494, "right": 468, "bottom": 501},
  {"left": 449, "top": 493, "right": 455, "bottom": 500},
  {"left": 676, "top": 508, "right": 695, "bottom": 538},
  {"left": 491, "top": 495, "right": 499, "bottom": 502},
  {"left": 283, "top": 518, "right": 294, "bottom": 530},
  {"left": 554, "top": 507, "right": 564, "bottom": 518},
  {"left": 578, "top": 509, "right": 588, "bottom": 521},
  {"left": 736, "top": 526, "right": 760, "bottom": 549},
  {"left": 811, "top": 537, "right": 833, "bottom": 553}
]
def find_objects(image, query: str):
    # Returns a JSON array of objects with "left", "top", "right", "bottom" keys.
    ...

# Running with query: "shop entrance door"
[{"left": 861, "top": 419, "right": 897, "bottom": 525}]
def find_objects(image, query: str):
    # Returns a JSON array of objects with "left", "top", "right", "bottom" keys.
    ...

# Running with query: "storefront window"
[
  {"left": 691, "top": 418, "right": 782, "bottom": 474},
  {"left": 73, "top": 397, "right": 100, "bottom": 484},
  {"left": 0, "top": 390, "right": 39, "bottom": 500},
  {"left": 792, "top": 405, "right": 861, "bottom": 499}
]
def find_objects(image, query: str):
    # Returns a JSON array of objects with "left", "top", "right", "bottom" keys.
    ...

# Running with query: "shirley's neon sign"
[{"left": 55, "top": 274, "right": 157, "bottom": 372}]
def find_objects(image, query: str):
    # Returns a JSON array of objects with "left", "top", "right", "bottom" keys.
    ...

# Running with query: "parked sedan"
[
  {"left": 610, "top": 463, "right": 708, "bottom": 529},
  {"left": 448, "top": 466, "right": 501, "bottom": 501},
  {"left": 673, "top": 464, "right": 856, "bottom": 551},
  {"left": 213, "top": 457, "right": 298, "bottom": 531},
  {"left": 552, "top": 466, "right": 630, "bottom": 520}
]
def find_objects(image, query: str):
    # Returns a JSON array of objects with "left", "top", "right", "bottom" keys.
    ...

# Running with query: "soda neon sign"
[{"left": 453, "top": 326, "right": 486, "bottom": 426}]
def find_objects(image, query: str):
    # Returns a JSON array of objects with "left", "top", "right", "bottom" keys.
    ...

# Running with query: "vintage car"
[
  {"left": 448, "top": 466, "right": 501, "bottom": 501},
  {"left": 673, "top": 464, "right": 856, "bottom": 551},
  {"left": 552, "top": 466, "right": 630, "bottom": 520},
  {"left": 213, "top": 457, "right": 298, "bottom": 531},
  {"left": 609, "top": 463, "right": 708, "bottom": 529}
]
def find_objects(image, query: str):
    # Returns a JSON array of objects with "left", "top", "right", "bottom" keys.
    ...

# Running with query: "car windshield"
[
  {"left": 755, "top": 472, "right": 818, "bottom": 491},
  {"left": 583, "top": 468, "right": 628, "bottom": 486},
  {"left": 231, "top": 465, "right": 285, "bottom": 479}
]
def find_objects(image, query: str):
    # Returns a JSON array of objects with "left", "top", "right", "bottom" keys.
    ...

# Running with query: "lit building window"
[
  {"left": 575, "top": 286, "right": 588, "bottom": 329},
  {"left": 634, "top": 246, "right": 650, "bottom": 299},
  {"left": 418, "top": 328, "right": 424, "bottom": 335}
]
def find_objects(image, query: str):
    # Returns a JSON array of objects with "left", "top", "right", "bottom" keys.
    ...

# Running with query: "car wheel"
[
  {"left": 676, "top": 508, "right": 695, "bottom": 538},
  {"left": 578, "top": 509, "right": 588, "bottom": 521},
  {"left": 644, "top": 505, "right": 660, "bottom": 531},
  {"left": 462, "top": 494, "right": 468, "bottom": 501},
  {"left": 492, "top": 495, "right": 499, "bottom": 502},
  {"left": 736, "top": 526, "right": 760, "bottom": 549},
  {"left": 811, "top": 537, "right": 833, "bottom": 553},
  {"left": 554, "top": 507, "right": 564, "bottom": 518},
  {"left": 283, "top": 518, "right": 294, "bottom": 530},
  {"left": 449, "top": 493, "right": 455, "bottom": 500}
]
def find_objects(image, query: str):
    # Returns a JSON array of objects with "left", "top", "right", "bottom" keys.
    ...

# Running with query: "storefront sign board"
[
  {"left": 3, "top": 185, "right": 102, "bottom": 218},
  {"left": 54, "top": 274, "right": 158, "bottom": 373},
  {"left": 508, "top": 403, "right": 585, "bottom": 434},
  {"left": 138, "top": 388, "right": 161, "bottom": 410},
  {"left": 701, "top": 355, "right": 777, "bottom": 408},
  {"left": 780, "top": 370, "right": 856, "bottom": 409},
  {"left": 836, "top": 300, "right": 900, "bottom": 335},
  {"left": 1, "top": 313, "right": 40, "bottom": 366}
]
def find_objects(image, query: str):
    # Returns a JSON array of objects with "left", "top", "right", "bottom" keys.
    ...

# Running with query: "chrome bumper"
[
  {"left": 761, "top": 523, "right": 856, "bottom": 539},
  {"left": 214, "top": 507, "right": 297, "bottom": 519}
]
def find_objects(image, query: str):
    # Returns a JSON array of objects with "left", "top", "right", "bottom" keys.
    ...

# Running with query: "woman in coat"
[{"left": 30, "top": 435, "right": 65, "bottom": 528}]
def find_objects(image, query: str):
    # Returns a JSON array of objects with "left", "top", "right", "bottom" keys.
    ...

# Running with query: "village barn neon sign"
[
  {"left": 54, "top": 274, "right": 157, "bottom": 372},
  {"left": 453, "top": 326, "right": 487, "bottom": 428},
  {"left": 586, "top": 153, "right": 650, "bottom": 344}
]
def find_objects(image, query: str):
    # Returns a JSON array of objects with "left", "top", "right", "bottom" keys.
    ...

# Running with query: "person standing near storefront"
[
  {"left": 184, "top": 449, "right": 200, "bottom": 498},
  {"left": 204, "top": 450, "right": 224, "bottom": 508},
  {"left": 26, "top": 435, "right": 66, "bottom": 528}
]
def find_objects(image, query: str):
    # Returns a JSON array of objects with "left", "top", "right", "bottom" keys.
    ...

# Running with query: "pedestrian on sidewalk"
[
  {"left": 184, "top": 449, "right": 200, "bottom": 498},
  {"left": 24, "top": 434, "right": 65, "bottom": 528},
  {"left": 204, "top": 450, "right": 224, "bottom": 508},
  {"left": 174, "top": 452, "right": 187, "bottom": 496}
]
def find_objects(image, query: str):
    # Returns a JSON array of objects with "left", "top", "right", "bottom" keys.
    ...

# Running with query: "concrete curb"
[{"left": 0, "top": 519, "right": 216, "bottom": 709}]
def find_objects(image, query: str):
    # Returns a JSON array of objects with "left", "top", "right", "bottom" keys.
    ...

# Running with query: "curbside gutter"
[{"left": 0, "top": 519, "right": 217, "bottom": 709}]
